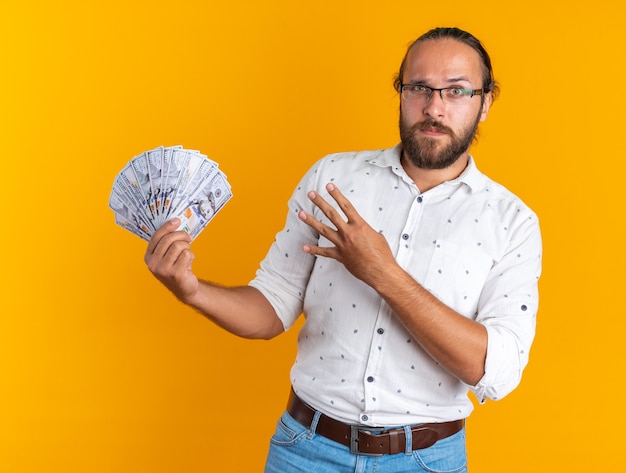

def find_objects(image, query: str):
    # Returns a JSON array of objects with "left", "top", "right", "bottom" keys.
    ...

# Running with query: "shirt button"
[
  {"left": 367, "top": 376, "right": 374, "bottom": 383},
  {"left": 361, "top": 415, "right": 369, "bottom": 422},
  {"left": 417, "top": 196, "right": 423, "bottom": 203},
  {"left": 377, "top": 328, "right": 385, "bottom": 334},
  {"left": 402, "top": 233, "right": 409, "bottom": 240}
]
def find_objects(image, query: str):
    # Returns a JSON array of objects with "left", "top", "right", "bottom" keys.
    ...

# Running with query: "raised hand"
[{"left": 298, "top": 183, "right": 397, "bottom": 289}]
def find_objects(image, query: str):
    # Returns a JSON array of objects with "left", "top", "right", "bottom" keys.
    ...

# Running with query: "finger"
[
  {"left": 156, "top": 247, "right": 195, "bottom": 284},
  {"left": 325, "top": 183, "right": 361, "bottom": 224},
  {"left": 306, "top": 189, "right": 348, "bottom": 230},
  {"left": 175, "top": 247, "right": 195, "bottom": 268},
  {"left": 146, "top": 218, "right": 191, "bottom": 256},
  {"left": 159, "top": 238, "right": 194, "bottom": 268},
  {"left": 302, "top": 243, "right": 339, "bottom": 260},
  {"left": 145, "top": 232, "right": 192, "bottom": 271},
  {"left": 146, "top": 218, "right": 180, "bottom": 255},
  {"left": 298, "top": 210, "right": 337, "bottom": 242},
  {"left": 146, "top": 239, "right": 193, "bottom": 279}
]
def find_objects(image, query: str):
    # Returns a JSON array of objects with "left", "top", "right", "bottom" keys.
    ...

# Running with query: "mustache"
[{"left": 413, "top": 119, "right": 454, "bottom": 135}]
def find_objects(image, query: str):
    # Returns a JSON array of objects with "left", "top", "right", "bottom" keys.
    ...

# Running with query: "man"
[{"left": 145, "top": 27, "right": 542, "bottom": 472}]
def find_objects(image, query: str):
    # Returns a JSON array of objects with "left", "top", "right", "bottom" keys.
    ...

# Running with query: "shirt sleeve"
[
  {"left": 470, "top": 207, "right": 543, "bottom": 403},
  {"left": 248, "top": 162, "right": 322, "bottom": 330}
]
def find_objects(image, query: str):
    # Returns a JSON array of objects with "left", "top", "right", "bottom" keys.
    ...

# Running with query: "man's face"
[{"left": 399, "top": 38, "right": 492, "bottom": 170}]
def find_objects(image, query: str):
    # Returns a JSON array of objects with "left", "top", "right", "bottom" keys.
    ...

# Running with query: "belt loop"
[
  {"left": 403, "top": 425, "right": 413, "bottom": 455},
  {"left": 308, "top": 410, "right": 322, "bottom": 440}
]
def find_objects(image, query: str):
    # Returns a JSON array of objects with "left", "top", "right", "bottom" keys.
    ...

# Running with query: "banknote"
[{"left": 109, "top": 145, "right": 232, "bottom": 241}]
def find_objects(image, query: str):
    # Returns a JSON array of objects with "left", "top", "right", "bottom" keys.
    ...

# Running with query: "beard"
[{"left": 400, "top": 108, "right": 482, "bottom": 170}]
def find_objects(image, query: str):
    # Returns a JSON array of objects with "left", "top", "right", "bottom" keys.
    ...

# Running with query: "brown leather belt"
[{"left": 287, "top": 390, "right": 464, "bottom": 456}]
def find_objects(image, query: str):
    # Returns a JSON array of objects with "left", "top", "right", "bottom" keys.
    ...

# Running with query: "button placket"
[
  {"left": 395, "top": 193, "right": 424, "bottom": 266},
  {"left": 361, "top": 191, "right": 424, "bottom": 425}
]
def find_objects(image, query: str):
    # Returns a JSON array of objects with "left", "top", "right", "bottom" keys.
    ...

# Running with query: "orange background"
[{"left": 1, "top": 1, "right": 623, "bottom": 471}]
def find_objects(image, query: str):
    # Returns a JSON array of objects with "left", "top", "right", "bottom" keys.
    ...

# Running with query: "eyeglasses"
[{"left": 400, "top": 84, "right": 484, "bottom": 104}]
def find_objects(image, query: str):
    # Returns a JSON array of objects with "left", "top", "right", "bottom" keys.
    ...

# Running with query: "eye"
[
  {"left": 403, "top": 84, "right": 428, "bottom": 92},
  {"left": 447, "top": 87, "right": 466, "bottom": 97}
]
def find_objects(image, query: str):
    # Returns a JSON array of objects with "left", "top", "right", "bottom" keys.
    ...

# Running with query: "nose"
[{"left": 423, "top": 90, "right": 445, "bottom": 118}]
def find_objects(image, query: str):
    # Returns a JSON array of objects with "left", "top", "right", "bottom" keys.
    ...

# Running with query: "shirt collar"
[{"left": 368, "top": 143, "right": 488, "bottom": 194}]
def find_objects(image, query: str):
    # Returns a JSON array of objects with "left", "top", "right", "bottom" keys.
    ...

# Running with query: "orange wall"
[{"left": 1, "top": 1, "right": 623, "bottom": 471}]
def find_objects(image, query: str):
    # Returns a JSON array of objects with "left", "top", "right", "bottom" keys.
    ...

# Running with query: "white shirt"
[{"left": 249, "top": 144, "right": 542, "bottom": 427}]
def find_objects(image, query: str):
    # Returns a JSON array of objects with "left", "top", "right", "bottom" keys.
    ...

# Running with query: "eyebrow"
[
  {"left": 404, "top": 76, "right": 473, "bottom": 86},
  {"left": 446, "top": 76, "right": 472, "bottom": 84}
]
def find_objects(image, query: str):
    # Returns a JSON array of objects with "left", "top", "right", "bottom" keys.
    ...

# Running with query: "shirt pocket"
[{"left": 422, "top": 239, "right": 493, "bottom": 318}]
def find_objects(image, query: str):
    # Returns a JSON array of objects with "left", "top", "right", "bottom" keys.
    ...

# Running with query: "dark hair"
[{"left": 393, "top": 27, "right": 500, "bottom": 100}]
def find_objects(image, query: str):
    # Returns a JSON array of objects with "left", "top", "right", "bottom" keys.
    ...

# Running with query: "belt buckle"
[{"left": 350, "top": 425, "right": 385, "bottom": 456}]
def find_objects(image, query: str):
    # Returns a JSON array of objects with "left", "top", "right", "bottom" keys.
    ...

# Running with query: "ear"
[{"left": 479, "top": 92, "right": 493, "bottom": 123}]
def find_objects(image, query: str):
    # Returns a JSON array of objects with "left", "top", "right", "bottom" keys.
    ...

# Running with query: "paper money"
[{"left": 109, "top": 145, "right": 232, "bottom": 241}]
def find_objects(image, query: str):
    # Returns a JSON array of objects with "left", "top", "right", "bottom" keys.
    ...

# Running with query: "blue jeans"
[{"left": 264, "top": 411, "right": 468, "bottom": 473}]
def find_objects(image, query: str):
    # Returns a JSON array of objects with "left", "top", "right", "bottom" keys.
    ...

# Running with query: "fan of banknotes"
[{"left": 109, "top": 145, "right": 232, "bottom": 241}]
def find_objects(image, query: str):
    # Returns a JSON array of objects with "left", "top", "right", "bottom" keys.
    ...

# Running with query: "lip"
[{"left": 419, "top": 127, "right": 448, "bottom": 137}]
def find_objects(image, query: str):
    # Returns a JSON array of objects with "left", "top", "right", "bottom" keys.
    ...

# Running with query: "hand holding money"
[{"left": 144, "top": 218, "right": 201, "bottom": 304}]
